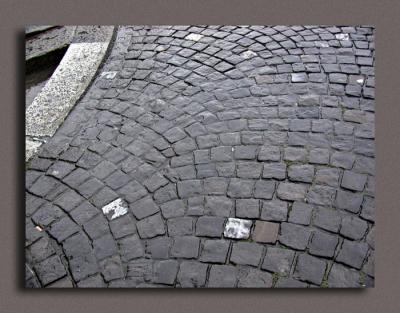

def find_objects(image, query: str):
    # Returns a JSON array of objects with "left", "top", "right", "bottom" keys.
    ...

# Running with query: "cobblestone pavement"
[{"left": 25, "top": 25, "right": 375, "bottom": 288}]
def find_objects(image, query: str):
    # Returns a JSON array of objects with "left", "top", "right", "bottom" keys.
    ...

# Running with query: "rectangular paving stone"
[
  {"left": 336, "top": 239, "right": 369, "bottom": 269},
  {"left": 205, "top": 196, "right": 233, "bottom": 217},
  {"left": 279, "top": 222, "right": 312, "bottom": 250},
  {"left": 153, "top": 260, "right": 179, "bottom": 285},
  {"left": 340, "top": 215, "right": 368, "bottom": 240},
  {"left": 130, "top": 196, "right": 160, "bottom": 220},
  {"left": 341, "top": 170, "right": 367, "bottom": 191},
  {"left": 33, "top": 255, "right": 67, "bottom": 286},
  {"left": 119, "top": 234, "right": 145, "bottom": 261},
  {"left": 208, "top": 265, "right": 237, "bottom": 287},
  {"left": 224, "top": 218, "right": 252, "bottom": 239},
  {"left": 252, "top": 220, "right": 279, "bottom": 243},
  {"left": 195, "top": 216, "right": 225, "bottom": 237},
  {"left": 160, "top": 199, "right": 185, "bottom": 219},
  {"left": 308, "top": 230, "right": 339, "bottom": 258},
  {"left": 261, "top": 200, "right": 288, "bottom": 222},
  {"left": 294, "top": 253, "right": 327, "bottom": 285},
  {"left": 236, "top": 199, "right": 260, "bottom": 218},
  {"left": 230, "top": 242, "right": 264, "bottom": 266},
  {"left": 49, "top": 216, "right": 80, "bottom": 243},
  {"left": 314, "top": 207, "right": 342, "bottom": 233},
  {"left": 177, "top": 261, "right": 208, "bottom": 287},
  {"left": 336, "top": 190, "right": 363, "bottom": 213},
  {"left": 200, "top": 239, "right": 230, "bottom": 263},
  {"left": 237, "top": 267, "right": 273, "bottom": 288},
  {"left": 167, "top": 217, "right": 193, "bottom": 236},
  {"left": 136, "top": 214, "right": 166, "bottom": 239},
  {"left": 227, "top": 179, "right": 255, "bottom": 198},
  {"left": 277, "top": 182, "right": 308, "bottom": 201},
  {"left": 262, "top": 247, "right": 295, "bottom": 275},
  {"left": 262, "top": 162, "right": 286, "bottom": 180},
  {"left": 328, "top": 263, "right": 361, "bottom": 288},
  {"left": 170, "top": 236, "right": 200, "bottom": 259}
]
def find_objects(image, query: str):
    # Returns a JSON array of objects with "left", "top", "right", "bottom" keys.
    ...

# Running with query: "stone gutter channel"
[{"left": 25, "top": 26, "right": 115, "bottom": 161}]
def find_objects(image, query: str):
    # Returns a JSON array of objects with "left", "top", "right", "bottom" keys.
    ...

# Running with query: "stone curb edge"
[{"left": 25, "top": 26, "right": 116, "bottom": 162}]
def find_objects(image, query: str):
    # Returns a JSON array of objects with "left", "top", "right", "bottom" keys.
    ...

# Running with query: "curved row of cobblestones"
[{"left": 26, "top": 25, "right": 375, "bottom": 288}]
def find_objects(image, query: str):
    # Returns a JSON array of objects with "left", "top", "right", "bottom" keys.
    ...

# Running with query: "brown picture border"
[{"left": 1, "top": 0, "right": 399, "bottom": 312}]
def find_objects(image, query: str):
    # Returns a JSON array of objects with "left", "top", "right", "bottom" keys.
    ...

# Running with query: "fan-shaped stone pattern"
[{"left": 25, "top": 25, "right": 375, "bottom": 288}]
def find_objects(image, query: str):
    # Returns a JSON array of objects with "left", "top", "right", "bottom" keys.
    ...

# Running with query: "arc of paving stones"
[{"left": 26, "top": 25, "right": 375, "bottom": 288}]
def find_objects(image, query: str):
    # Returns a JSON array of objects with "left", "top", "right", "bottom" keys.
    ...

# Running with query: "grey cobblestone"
[{"left": 26, "top": 25, "right": 375, "bottom": 288}]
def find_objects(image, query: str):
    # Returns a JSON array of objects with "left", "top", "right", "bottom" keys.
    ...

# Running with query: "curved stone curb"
[{"left": 25, "top": 26, "right": 115, "bottom": 162}]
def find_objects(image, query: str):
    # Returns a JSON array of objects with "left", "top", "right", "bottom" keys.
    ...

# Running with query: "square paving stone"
[
  {"left": 200, "top": 239, "right": 230, "bottom": 263},
  {"left": 335, "top": 190, "right": 363, "bottom": 213},
  {"left": 288, "top": 201, "right": 313, "bottom": 225},
  {"left": 261, "top": 200, "right": 288, "bottom": 222},
  {"left": 77, "top": 177, "right": 104, "bottom": 199},
  {"left": 205, "top": 196, "right": 233, "bottom": 217},
  {"left": 34, "top": 255, "right": 67, "bottom": 286},
  {"left": 224, "top": 218, "right": 252, "bottom": 239},
  {"left": 47, "top": 161, "right": 75, "bottom": 179},
  {"left": 227, "top": 179, "right": 255, "bottom": 198},
  {"left": 109, "top": 214, "right": 136, "bottom": 239},
  {"left": 336, "top": 239, "right": 369, "bottom": 269},
  {"left": 208, "top": 265, "right": 238, "bottom": 287},
  {"left": 195, "top": 215, "right": 225, "bottom": 238},
  {"left": 100, "top": 255, "right": 124, "bottom": 282},
  {"left": 104, "top": 170, "right": 131, "bottom": 190},
  {"left": 29, "top": 175, "right": 60, "bottom": 197},
  {"left": 62, "top": 168, "right": 90, "bottom": 188},
  {"left": 236, "top": 199, "right": 260, "bottom": 218},
  {"left": 341, "top": 170, "right": 367, "bottom": 191},
  {"left": 308, "top": 230, "right": 339, "bottom": 258},
  {"left": 253, "top": 180, "right": 275, "bottom": 200},
  {"left": 130, "top": 196, "right": 160, "bottom": 220},
  {"left": 288, "top": 164, "right": 314, "bottom": 183},
  {"left": 204, "top": 177, "right": 229, "bottom": 195},
  {"left": 83, "top": 214, "right": 110, "bottom": 239},
  {"left": 153, "top": 260, "right": 179, "bottom": 285},
  {"left": 306, "top": 185, "right": 336, "bottom": 206},
  {"left": 252, "top": 220, "right": 279, "bottom": 243},
  {"left": 279, "top": 222, "right": 312, "bottom": 250},
  {"left": 49, "top": 216, "right": 80, "bottom": 243},
  {"left": 136, "top": 214, "right": 166, "bottom": 239},
  {"left": 90, "top": 186, "right": 118, "bottom": 208},
  {"left": 160, "top": 199, "right": 186, "bottom": 219},
  {"left": 93, "top": 234, "right": 118, "bottom": 260},
  {"left": 118, "top": 234, "right": 144, "bottom": 261},
  {"left": 170, "top": 236, "right": 200, "bottom": 259},
  {"left": 230, "top": 242, "right": 264, "bottom": 266},
  {"left": 177, "top": 261, "right": 208, "bottom": 287},
  {"left": 54, "top": 189, "right": 85, "bottom": 212},
  {"left": 177, "top": 180, "right": 203, "bottom": 198},
  {"left": 262, "top": 247, "right": 295, "bottom": 275},
  {"left": 167, "top": 217, "right": 193, "bottom": 236},
  {"left": 328, "top": 263, "right": 360, "bottom": 288},
  {"left": 28, "top": 237, "right": 55, "bottom": 263},
  {"left": 294, "top": 253, "right": 327, "bottom": 285},
  {"left": 340, "top": 215, "right": 368, "bottom": 240},
  {"left": 313, "top": 207, "right": 341, "bottom": 233},
  {"left": 146, "top": 237, "right": 172, "bottom": 259},
  {"left": 237, "top": 267, "right": 273, "bottom": 288},
  {"left": 236, "top": 162, "right": 263, "bottom": 178}
]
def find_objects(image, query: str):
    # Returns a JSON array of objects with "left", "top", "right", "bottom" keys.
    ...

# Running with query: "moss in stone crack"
[
  {"left": 271, "top": 272, "right": 288, "bottom": 287},
  {"left": 359, "top": 271, "right": 366, "bottom": 287},
  {"left": 321, "top": 279, "right": 329, "bottom": 288}
]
